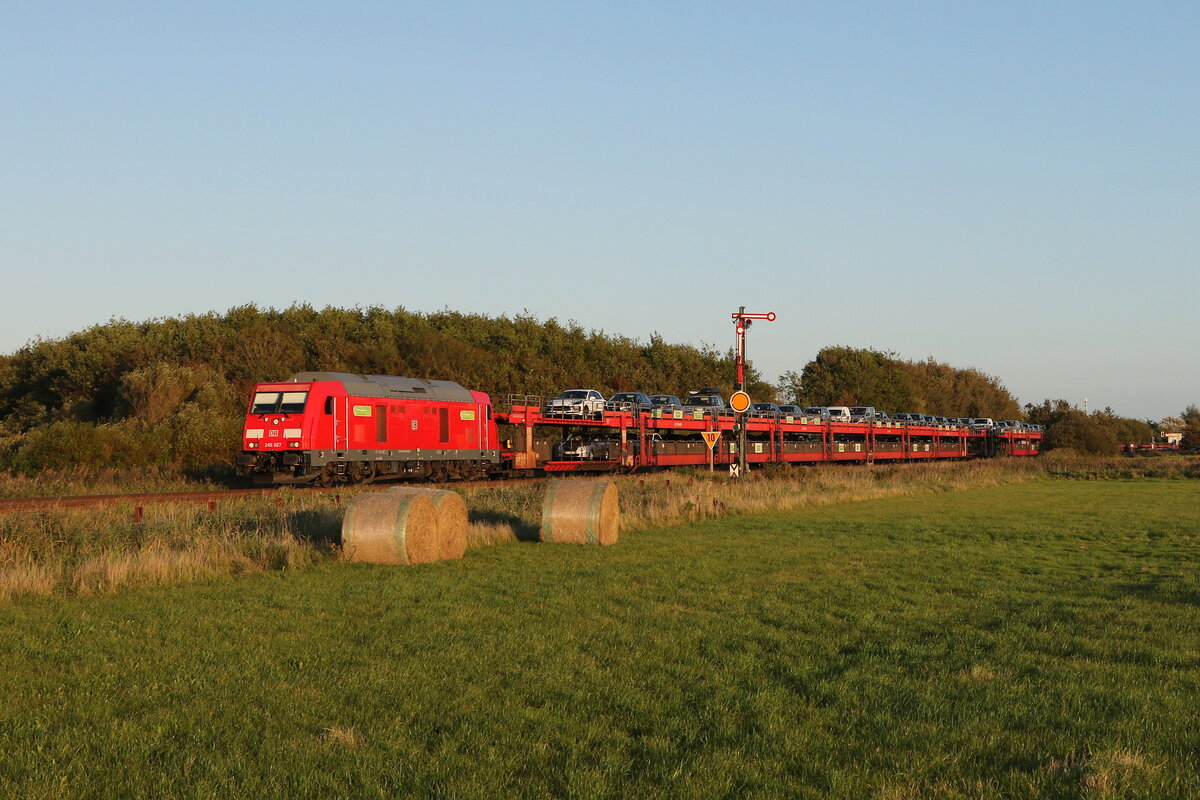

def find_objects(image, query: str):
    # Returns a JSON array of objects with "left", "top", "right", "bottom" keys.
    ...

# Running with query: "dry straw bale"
[
  {"left": 387, "top": 486, "right": 468, "bottom": 561},
  {"left": 540, "top": 479, "right": 619, "bottom": 545},
  {"left": 341, "top": 492, "right": 440, "bottom": 565}
]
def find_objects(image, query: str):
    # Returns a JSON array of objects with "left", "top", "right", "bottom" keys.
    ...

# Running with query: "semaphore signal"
[{"left": 730, "top": 306, "right": 776, "bottom": 391}]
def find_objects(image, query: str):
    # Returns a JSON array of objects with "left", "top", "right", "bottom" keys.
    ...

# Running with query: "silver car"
[
  {"left": 606, "top": 392, "right": 653, "bottom": 413},
  {"left": 546, "top": 389, "right": 606, "bottom": 418},
  {"left": 684, "top": 390, "right": 729, "bottom": 416},
  {"left": 750, "top": 402, "right": 782, "bottom": 418},
  {"left": 649, "top": 394, "right": 683, "bottom": 411}
]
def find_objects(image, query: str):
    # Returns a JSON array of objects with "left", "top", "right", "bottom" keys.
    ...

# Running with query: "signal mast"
[{"left": 729, "top": 307, "right": 776, "bottom": 477}]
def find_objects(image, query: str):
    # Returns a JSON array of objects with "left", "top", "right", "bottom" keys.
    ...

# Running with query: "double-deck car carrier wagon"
[{"left": 493, "top": 396, "right": 1040, "bottom": 475}]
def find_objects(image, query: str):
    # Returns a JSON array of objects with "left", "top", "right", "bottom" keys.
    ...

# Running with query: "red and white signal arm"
[{"left": 729, "top": 391, "right": 752, "bottom": 414}]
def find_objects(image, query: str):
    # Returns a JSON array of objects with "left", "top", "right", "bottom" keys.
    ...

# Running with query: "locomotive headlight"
[
  {"left": 247, "top": 442, "right": 258, "bottom": 449},
  {"left": 288, "top": 441, "right": 301, "bottom": 448}
]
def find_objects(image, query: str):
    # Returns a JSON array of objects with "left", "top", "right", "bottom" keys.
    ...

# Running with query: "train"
[
  {"left": 236, "top": 372, "right": 1043, "bottom": 486},
  {"left": 236, "top": 372, "right": 500, "bottom": 485}
]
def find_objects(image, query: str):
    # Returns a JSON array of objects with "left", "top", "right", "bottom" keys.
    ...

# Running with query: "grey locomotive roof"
[{"left": 289, "top": 372, "right": 476, "bottom": 403}]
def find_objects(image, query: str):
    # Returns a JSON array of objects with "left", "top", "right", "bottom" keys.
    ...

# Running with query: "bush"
[
  {"left": 0, "top": 305, "right": 760, "bottom": 474},
  {"left": 9, "top": 421, "right": 170, "bottom": 474}
]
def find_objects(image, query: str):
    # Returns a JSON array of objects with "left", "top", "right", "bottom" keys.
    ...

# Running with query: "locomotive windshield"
[{"left": 251, "top": 391, "right": 309, "bottom": 414}]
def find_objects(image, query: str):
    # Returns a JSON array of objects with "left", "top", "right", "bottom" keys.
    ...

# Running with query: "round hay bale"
[
  {"left": 540, "top": 479, "right": 619, "bottom": 545},
  {"left": 341, "top": 492, "right": 440, "bottom": 565},
  {"left": 387, "top": 487, "right": 468, "bottom": 561}
]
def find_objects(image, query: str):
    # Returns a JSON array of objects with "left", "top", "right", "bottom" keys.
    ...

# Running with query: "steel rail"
[{"left": 0, "top": 477, "right": 550, "bottom": 515}]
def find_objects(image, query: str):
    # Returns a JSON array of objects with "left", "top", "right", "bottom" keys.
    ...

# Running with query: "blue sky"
[{"left": 3, "top": 2, "right": 1197, "bottom": 420}]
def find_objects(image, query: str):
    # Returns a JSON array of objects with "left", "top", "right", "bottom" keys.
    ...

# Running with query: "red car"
[{"left": 236, "top": 372, "right": 500, "bottom": 485}]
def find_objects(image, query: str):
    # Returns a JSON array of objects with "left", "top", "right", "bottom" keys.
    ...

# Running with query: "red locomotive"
[{"left": 236, "top": 372, "right": 501, "bottom": 485}]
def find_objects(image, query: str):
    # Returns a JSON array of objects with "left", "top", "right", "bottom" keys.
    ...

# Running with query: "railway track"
[
  {"left": 0, "top": 477, "right": 548, "bottom": 515},
  {"left": 0, "top": 487, "right": 286, "bottom": 514}
]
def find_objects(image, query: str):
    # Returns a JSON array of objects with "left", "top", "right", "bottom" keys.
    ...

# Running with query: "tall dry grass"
[
  {"left": 1037, "top": 449, "right": 1200, "bottom": 480},
  {"left": 1, "top": 455, "right": 1196, "bottom": 602},
  {"left": 458, "top": 458, "right": 1051, "bottom": 545},
  {"left": 0, "top": 492, "right": 338, "bottom": 603}
]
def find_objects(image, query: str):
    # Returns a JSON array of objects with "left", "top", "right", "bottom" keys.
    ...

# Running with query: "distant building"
[{"left": 1163, "top": 432, "right": 1183, "bottom": 445}]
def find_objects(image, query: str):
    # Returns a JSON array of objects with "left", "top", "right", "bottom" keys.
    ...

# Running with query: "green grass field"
[{"left": 1, "top": 479, "right": 1197, "bottom": 799}]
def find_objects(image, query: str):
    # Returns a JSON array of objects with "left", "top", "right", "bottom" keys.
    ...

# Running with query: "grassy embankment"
[
  {"left": 0, "top": 479, "right": 1197, "bottom": 797},
  {"left": 1, "top": 455, "right": 1197, "bottom": 603}
]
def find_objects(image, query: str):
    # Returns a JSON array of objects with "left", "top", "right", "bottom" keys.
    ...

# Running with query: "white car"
[
  {"left": 546, "top": 389, "right": 606, "bottom": 418},
  {"left": 827, "top": 406, "right": 852, "bottom": 423}
]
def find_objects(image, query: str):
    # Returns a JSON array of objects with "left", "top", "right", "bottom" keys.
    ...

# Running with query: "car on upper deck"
[
  {"left": 606, "top": 392, "right": 653, "bottom": 414},
  {"left": 648, "top": 394, "right": 683, "bottom": 411},
  {"left": 848, "top": 406, "right": 878, "bottom": 422},
  {"left": 827, "top": 406, "right": 852, "bottom": 423},
  {"left": 683, "top": 389, "right": 729, "bottom": 416},
  {"left": 749, "top": 402, "right": 782, "bottom": 418},
  {"left": 546, "top": 389, "right": 606, "bottom": 419}
]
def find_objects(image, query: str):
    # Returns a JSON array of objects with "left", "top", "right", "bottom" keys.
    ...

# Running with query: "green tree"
[
  {"left": 1026, "top": 400, "right": 1148, "bottom": 455},
  {"left": 1182, "top": 405, "right": 1200, "bottom": 449},
  {"left": 1044, "top": 410, "right": 1119, "bottom": 455},
  {"left": 781, "top": 346, "right": 1018, "bottom": 418}
]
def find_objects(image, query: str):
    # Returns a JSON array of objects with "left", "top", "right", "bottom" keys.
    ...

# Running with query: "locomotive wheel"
[
  {"left": 314, "top": 465, "right": 340, "bottom": 487},
  {"left": 352, "top": 462, "right": 378, "bottom": 484}
]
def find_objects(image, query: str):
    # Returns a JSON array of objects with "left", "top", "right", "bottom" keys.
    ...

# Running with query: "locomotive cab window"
[
  {"left": 251, "top": 391, "right": 309, "bottom": 414},
  {"left": 279, "top": 392, "right": 308, "bottom": 413}
]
